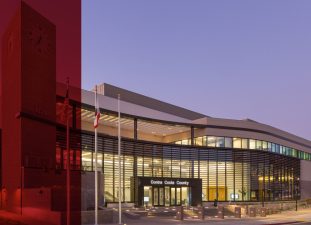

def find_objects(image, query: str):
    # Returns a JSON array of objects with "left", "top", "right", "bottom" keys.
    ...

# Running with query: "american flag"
[{"left": 94, "top": 90, "right": 100, "bottom": 128}]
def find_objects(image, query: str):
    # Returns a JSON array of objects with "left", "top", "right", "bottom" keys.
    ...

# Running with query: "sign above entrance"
[
  {"left": 134, "top": 176, "right": 202, "bottom": 207},
  {"left": 150, "top": 179, "right": 189, "bottom": 186}
]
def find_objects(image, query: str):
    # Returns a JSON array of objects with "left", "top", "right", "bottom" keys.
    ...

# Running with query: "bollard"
[
  {"left": 176, "top": 206, "right": 184, "bottom": 220},
  {"left": 249, "top": 207, "right": 256, "bottom": 217},
  {"left": 198, "top": 206, "right": 205, "bottom": 220},
  {"left": 235, "top": 207, "right": 241, "bottom": 218},
  {"left": 218, "top": 206, "right": 224, "bottom": 219},
  {"left": 260, "top": 207, "right": 267, "bottom": 217}
]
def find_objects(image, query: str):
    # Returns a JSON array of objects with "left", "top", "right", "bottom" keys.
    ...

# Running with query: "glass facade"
[
  {"left": 58, "top": 98, "right": 311, "bottom": 162},
  {"left": 54, "top": 98, "right": 309, "bottom": 206},
  {"left": 177, "top": 135, "right": 311, "bottom": 161},
  {"left": 57, "top": 128, "right": 301, "bottom": 204}
]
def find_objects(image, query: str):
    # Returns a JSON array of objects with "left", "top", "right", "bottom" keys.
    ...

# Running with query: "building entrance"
[
  {"left": 134, "top": 177, "right": 202, "bottom": 207},
  {"left": 144, "top": 186, "right": 191, "bottom": 206}
]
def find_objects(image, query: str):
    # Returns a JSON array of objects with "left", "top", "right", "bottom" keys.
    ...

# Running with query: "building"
[
  {"left": 1, "top": 2, "right": 311, "bottom": 224},
  {"left": 60, "top": 83, "right": 310, "bottom": 208}
]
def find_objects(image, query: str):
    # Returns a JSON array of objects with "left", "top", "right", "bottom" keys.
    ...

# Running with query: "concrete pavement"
[
  {"left": 102, "top": 208, "right": 311, "bottom": 225},
  {"left": 1, "top": 208, "right": 311, "bottom": 225}
]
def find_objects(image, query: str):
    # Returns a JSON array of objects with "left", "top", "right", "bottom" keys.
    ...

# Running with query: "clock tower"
[{"left": 2, "top": 2, "right": 56, "bottom": 213}]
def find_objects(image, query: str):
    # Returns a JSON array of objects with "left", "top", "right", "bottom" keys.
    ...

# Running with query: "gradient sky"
[{"left": 82, "top": 0, "right": 311, "bottom": 140}]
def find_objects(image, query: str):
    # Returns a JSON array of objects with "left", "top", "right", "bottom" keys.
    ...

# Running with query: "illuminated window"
[
  {"left": 256, "top": 140, "right": 262, "bottom": 150},
  {"left": 267, "top": 142, "right": 272, "bottom": 151},
  {"left": 82, "top": 150, "right": 92, "bottom": 171},
  {"left": 216, "top": 137, "right": 225, "bottom": 147},
  {"left": 233, "top": 138, "right": 242, "bottom": 148},
  {"left": 241, "top": 139, "right": 248, "bottom": 149},
  {"left": 195, "top": 137, "right": 203, "bottom": 146},
  {"left": 225, "top": 137, "right": 232, "bottom": 148},
  {"left": 181, "top": 139, "right": 189, "bottom": 145},
  {"left": 207, "top": 136, "right": 216, "bottom": 147},
  {"left": 202, "top": 136, "right": 207, "bottom": 146},
  {"left": 249, "top": 139, "right": 256, "bottom": 149}
]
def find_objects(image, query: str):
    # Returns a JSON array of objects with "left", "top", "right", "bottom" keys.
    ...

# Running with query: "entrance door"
[
  {"left": 143, "top": 186, "right": 152, "bottom": 207},
  {"left": 153, "top": 187, "right": 165, "bottom": 206},
  {"left": 181, "top": 187, "right": 190, "bottom": 206},
  {"left": 176, "top": 187, "right": 181, "bottom": 205},
  {"left": 165, "top": 186, "right": 170, "bottom": 206},
  {"left": 170, "top": 187, "right": 190, "bottom": 206}
]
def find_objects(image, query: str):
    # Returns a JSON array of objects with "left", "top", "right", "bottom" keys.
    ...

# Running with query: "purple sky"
[{"left": 82, "top": 0, "right": 311, "bottom": 140}]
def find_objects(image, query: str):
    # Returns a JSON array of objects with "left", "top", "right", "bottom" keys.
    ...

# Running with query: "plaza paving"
[
  {"left": 0, "top": 208, "right": 311, "bottom": 225},
  {"left": 105, "top": 208, "right": 311, "bottom": 225}
]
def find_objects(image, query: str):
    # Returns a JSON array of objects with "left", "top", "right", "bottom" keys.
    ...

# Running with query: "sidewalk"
[
  {"left": 102, "top": 208, "right": 311, "bottom": 225},
  {"left": 1, "top": 208, "right": 311, "bottom": 225},
  {"left": 0, "top": 210, "right": 54, "bottom": 225}
]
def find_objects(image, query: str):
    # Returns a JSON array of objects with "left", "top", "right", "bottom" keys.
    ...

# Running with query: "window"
[
  {"left": 195, "top": 137, "right": 203, "bottom": 146},
  {"left": 267, "top": 142, "right": 272, "bottom": 151},
  {"left": 233, "top": 138, "right": 242, "bottom": 148},
  {"left": 275, "top": 144, "right": 280, "bottom": 154},
  {"left": 256, "top": 140, "right": 262, "bottom": 150},
  {"left": 241, "top": 139, "right": 248, "bottom": 149},
  {"left": 272, "top": 143, "right": 276, "bottom": 152},
  {"left": 225, "top": 137, "right": 232, "bottom": 148},
  {"left": 216, "top": 137, "right": 225, "bottom": 147},
  {"left": 280, "top": 146, "right": 284, "bottom": 154},
  {"left": 181, "top": 139, "right": 189, "bottom": 145},
  {"left": 207, "top": 136, "right": 216, "bottom": 147},
  {"left": 202, "top": 136, "right": 207, "bottom": 146},
  {"left": 262, "top": 141, "right": 268, "bottom": 150},
  {"left": 82, "top": 150, "right": 92, "bottom": 171},
  {"left": 286, "top": 147, "right": 291, "bottom": 156},
  {"left": 249, "top": 139, "right": 256, "bottom": 149}
]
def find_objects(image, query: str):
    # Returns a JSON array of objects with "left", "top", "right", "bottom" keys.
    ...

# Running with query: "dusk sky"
[{"left": 82, "top": 0, "right": 311, "bottom": 140}]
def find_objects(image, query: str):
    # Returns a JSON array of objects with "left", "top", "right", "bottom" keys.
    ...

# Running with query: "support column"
[
  {"left": 134, "top": 118, "right": 138, "bottom": 140},
  {"left": 191, "top": 126, "right": 194, "bottom": 146}
]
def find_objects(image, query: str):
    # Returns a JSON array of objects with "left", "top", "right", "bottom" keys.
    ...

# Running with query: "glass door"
[
  {"left": 143, "top": 186, "right": 152, "bottom": 207},
  {"left": 176, "top": 187, "right": 181, "bottom": 205},
  {"left": 153, "top": 187, "right": 165, "bottom": 206},
  {"left": 153, "top": 187, "right": 159, "bottom": 206},
  {"left": 159, "top": 187, "right": 164, "bottom": 206},
  {"left": 169, "top": 187, "right": 189, "bottom": 206},
  {"left": 165, "top": 186, "right": 170, "bottom": 206},
  {"left": 181, "top": 187, "right": 189, "bottom": 206},
  {"left": 170, "top": 187, "right": 176, "bottom": 205}
]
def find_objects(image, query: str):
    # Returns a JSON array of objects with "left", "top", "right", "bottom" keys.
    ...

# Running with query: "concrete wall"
[
  {"left": 81, "top": 171, "right": 104, "bottom": 211},
  {"left": 301, "top": 160, "right": 311, "bottom": 199}
]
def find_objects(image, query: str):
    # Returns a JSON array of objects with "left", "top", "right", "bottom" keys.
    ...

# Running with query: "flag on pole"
[
  {"left": 94, "top": 90, "right": 100, "bottom": 128},
  {"left": 94, "top": 85, "right": 99, "bottom": 225}
]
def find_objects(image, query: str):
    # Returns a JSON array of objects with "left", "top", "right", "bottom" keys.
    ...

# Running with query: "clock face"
[{"left": 27, "top": 24, "right": 53, "bottom": 56}]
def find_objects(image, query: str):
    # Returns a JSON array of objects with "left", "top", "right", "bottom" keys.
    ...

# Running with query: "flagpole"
[
  {"left": 66, "top": 77, "right": 70, "bottom": 225},
  {"left": 95, "top": 86, "right": 98, "bottom": 225},
  {"left": 118, "top": 94, "right": 122, "bottom": 225}
]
